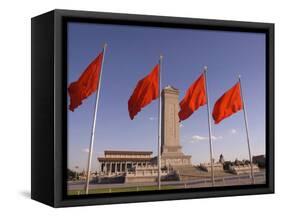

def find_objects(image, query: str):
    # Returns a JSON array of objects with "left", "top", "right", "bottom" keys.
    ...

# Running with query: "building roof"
[
  {"left": 98, "top": 157, "right": 153, "bottom": 162},
  {"left": 253, "top": 154, "right": 265, "bottom": 158},
  {"left": 104, "top": 150, "right": 153, "bottom": 155},
  {"left": 164, "top": 85, "right": 178, "bottom": 91},
  {"left": 162, "top": 85, "right": 179, "bottom": 94}
]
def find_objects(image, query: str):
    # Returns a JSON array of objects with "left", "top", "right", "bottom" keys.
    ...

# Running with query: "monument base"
[{"left": 161, "top": 153, "right": 192, "bottom": 167}]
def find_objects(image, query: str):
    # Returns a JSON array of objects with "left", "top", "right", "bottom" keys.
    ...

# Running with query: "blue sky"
[{"left": 67, "top": 22, "right": 266, "bottom": 172}]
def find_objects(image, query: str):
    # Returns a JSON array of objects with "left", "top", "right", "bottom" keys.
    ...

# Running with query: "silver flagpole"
[
  {"left": 238, "top": 75, "right": 255, "bottom": 184},
  {"left": 157, "top": 55, "right": 163, "bottom": 190},
  {"left": 203, "top": 66, "right": 215, "bottom": 187},
  {"left": 85, "top": 43, "right": 107, "bottom": 194}
]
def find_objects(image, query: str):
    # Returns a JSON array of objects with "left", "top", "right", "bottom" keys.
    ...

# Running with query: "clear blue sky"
[{"left": 67, "top": 22, "right": 266, "bottom": 172}]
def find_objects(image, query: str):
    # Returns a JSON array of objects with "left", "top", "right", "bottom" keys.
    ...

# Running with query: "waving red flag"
[
  {"left": 128, "top": 64, "right": 159, "bottom": 120},
  {"left": 212, "top": 82, "right": 243, "bottom": 124},
  {"left": 179, "top": 73, "right": 207, "bottom": 121},
  {"left": 68, "top": 52, "right": 103, "bottom": 111}
]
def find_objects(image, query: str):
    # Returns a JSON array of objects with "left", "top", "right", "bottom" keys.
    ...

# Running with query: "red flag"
[
  {"left": 212, "top": 82, "right": 243, "bottom": 124},
  {"left": 68, "top": 52, "right": 103, "bottom": 111},
  {"left": 178, "top": 73, "right": 207, "bottom": 121},
  {"left": 128, "top": 64, "right": 159, "bottom": 120}
]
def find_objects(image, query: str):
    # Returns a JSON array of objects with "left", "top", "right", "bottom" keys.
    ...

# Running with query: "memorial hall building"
[{"left": 98, "top": 150, "right": 154, "bottom": 174}]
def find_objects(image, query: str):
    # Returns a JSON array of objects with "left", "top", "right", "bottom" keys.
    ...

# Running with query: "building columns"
[
  {"left": 99, "top": 160, "right": 154, "bottom": 174},
  {"left": 107, "top": 162, "right": 109, "bottom": 173}
]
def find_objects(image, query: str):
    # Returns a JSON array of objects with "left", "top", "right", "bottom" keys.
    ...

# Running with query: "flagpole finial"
[
  {"left": 103, "top": 43, "right": 107, "bottom": 49},
  {"left": 238, "top": 74, "right": 241, "bottom": 78},
  {"left": 160, "top": 54, "right": 163, "bottom": 60},
  {"left": 204, "top": 66, "right": 208, "bottom": 72}
]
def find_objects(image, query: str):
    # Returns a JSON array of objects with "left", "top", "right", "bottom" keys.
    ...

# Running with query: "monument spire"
[{"left": 161, "top": 86, "right": 191, "bottom": 168}]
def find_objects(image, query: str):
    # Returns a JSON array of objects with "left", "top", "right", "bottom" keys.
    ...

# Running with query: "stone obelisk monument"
[{"left": 161, "top": 86, "right": 191, "bottom": 167}]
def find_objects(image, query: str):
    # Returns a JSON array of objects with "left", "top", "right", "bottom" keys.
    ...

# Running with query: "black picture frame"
[{"left": 31, "top": 9, "right": 274, "bottom": 207}]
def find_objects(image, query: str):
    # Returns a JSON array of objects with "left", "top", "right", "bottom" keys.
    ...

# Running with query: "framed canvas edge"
[{"left": 51, "top": 9, "right": 274, "bottom": 208}]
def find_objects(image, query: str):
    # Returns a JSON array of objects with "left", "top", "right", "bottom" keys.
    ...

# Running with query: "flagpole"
[
  {"left": 203, "top": 66, "right": 215, "bottom": 187},
  {"left": 85, "top": 44, "right": 107, "bottom": 194},
  {"left": 157, "top": 55, "right": 163, "bottom": 190},
  {"left": 238, "top": 75, "right": 255, "bottom": 184}
]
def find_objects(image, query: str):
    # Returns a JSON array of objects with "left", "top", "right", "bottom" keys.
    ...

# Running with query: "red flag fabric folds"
[
  {"left": 212, "top": 82, "right": 243, "bottom": 124},
  {"left": 128, "top": 64, "right": 160, "bottom": 120},
  {"left": 178, "top": 73, "right": 207, "bottom": 121},
  {"left": 68, "top": 52, "right": 103, "bottom": 111}
]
